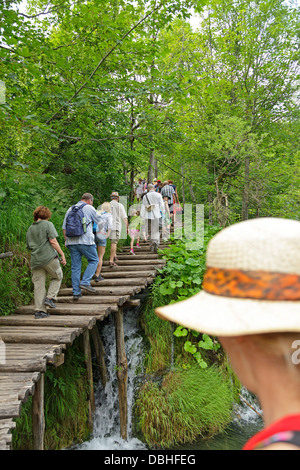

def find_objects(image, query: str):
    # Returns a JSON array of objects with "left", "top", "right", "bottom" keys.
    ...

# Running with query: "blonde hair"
[{"left": 101, "top": 202, "right": 111, "bottom": 213}]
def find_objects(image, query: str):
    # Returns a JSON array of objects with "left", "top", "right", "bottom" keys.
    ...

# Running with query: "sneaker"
[
  {"left": 79, "top": 284, "right": 97, "bottom": 294},
  {"left": 94, "top": 274, "right": 104, "bottom": 282},
  {"left": 130, "top": 249, "right": 136, "bottom": 255},
  {"left": 136, "top": 243, "right": 140, "bottom": 248},
  {"left": 35, "top": 311, "right": 49, "bottom": 319},
  {"left": 73, "top": 294, "right": 82, "bottom": 301},
  {"left": 44, "top": 297, "right": 56, "bottom": 308}
]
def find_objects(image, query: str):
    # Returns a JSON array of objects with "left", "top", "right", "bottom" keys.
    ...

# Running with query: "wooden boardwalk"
[{"left": 0, "top": 241, "right": 167, "bottom": 450}]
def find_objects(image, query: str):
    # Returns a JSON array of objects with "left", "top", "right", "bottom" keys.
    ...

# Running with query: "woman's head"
[
  {"left": 219, "top": 332, "right": 300, "bottom": 394},
  {"left": 33, "top": 206, "right": 51, "bottom": 221},
  {"left": 98, "top": 202, "right": 111, "bottom": 213},
  {"left": 156, "top": 218, "right": 300, "bottom": 337}
]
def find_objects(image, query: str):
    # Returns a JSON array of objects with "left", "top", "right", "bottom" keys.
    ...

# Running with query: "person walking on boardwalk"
[
  {"left": 94, "top": 202, "right": 113, "bottom": 281},
  {"left": 26, "top": 206, "right": 66, "bottom": 319},
  {"left": 161, "top": 181, "right": 175, "bottom": 224},
  {"left": 135, "top": 178, "right": 144, "bottom": 203},
  {"left": 129, "top": 209, "right": 141, "bottom": 255},
  {"left": 141, "top": 183, "right": 165, "bottom": 253},
  {"left": 155, "top": 180, "right": 162, "bottom": 193},
  {"left": 156, "top": 217, "right": 300, "bottom": 450},
  {"left": 109, "top": 191, "right": 128, "bottom": 267},
  {"left": 62, "top": 192, "right": 104, "bottom": 300}
]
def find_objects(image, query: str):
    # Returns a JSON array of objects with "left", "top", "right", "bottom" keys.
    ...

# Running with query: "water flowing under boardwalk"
[{"left": 0, "top": 242, "right": 168, "bottom": 450}]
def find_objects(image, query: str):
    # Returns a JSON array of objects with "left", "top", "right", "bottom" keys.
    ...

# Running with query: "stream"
[{"left": 75, "top": 308, "right": 263, "bottom": 451}]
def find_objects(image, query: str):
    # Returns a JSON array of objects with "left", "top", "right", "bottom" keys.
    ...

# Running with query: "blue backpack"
[{"left": 65, "top": 202, "right": 87, "bottom": 237}]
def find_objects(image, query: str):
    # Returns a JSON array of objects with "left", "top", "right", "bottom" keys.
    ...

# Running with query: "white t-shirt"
[
  {"left": 110, "top": 199, "right": 127, "bottom": 231},
  {"left": 141, "top": 190, "right": 165, "bottom": 220},
  {"left": 96, "top": 212, "right": 113, "bottom": 234},
  {"left": 135, "top": 182, "right": 144, "bottom": 196}
]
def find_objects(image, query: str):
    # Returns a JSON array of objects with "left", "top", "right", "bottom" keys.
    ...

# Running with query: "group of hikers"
[
  {"left": 26, "top": 178, "right": 180, "bottom": 319},
  {"left": 25, "top": 183, "right": 300, "bottom": 451}
]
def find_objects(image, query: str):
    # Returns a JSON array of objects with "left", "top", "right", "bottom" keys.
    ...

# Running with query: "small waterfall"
[
  {"left": 75, "top": 310, "right": 264, "bottom": 451},
  {"left": 76, "top": 309, "right": 147, "bottom": 450},
  {"left": 234, "top": 387, "right": 263, "bottom": 424}
]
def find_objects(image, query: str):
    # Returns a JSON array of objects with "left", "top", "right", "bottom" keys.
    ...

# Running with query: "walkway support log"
[
  {"left": 83, "top": 330, "right": 95, "bottom": 428},
  {"left": 32, "top": 373, "right": 45, "bottom": 450},
  {"left": 115, "top": 307, "right": 128, "bottom": 440},
  {"left": 91, "top": 325, "right": 108, "bottom": 389}
]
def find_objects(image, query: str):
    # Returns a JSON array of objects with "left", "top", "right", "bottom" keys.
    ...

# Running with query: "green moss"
[{"left": 136, "top": 365, "right": 234, "bottom": 449}]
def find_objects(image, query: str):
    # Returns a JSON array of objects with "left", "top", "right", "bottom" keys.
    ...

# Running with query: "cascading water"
[
  {"left": 76, "top": 309, "right": 147, "bottom": 450},
  {"left": 75, "top": 307, "right": 263, "bottom": 451}
]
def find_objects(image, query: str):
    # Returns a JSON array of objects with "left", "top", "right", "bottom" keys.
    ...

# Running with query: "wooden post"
[
  {"left": 83, "top": 330, "right": 95, "bottom": 428},
  {"left": 115, "top": 307, "right": 128, "bottom": 440},
  {"left": 32, "top": 373, "right": 45, "bottom": 450},
  {"left": 91, "top": 325, "right": 108, "bottom": 389}
]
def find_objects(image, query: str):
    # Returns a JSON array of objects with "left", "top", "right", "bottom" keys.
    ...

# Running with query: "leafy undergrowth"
[{"left": 141, "top": 224, "right": 222, "bottom": 371}]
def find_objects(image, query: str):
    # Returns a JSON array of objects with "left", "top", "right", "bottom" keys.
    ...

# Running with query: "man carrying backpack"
[{"left": 62, "top": 193, "right": 104, "bottom": 300}]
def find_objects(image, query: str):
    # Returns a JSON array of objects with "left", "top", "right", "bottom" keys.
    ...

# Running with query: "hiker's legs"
[
  {"left": 96, "top": 246, "right": 106, "bottom": 276},
  {"left": 79, "top": 244, "right": 99, "bottom": 286},
  {"left": 32, "top": 266, "right": 47, "bottom": 313},
  {"left": 110, "top": 242, "right": 117, "bottom": 262},
  {"left": 44, "top": 257, "right": 63, "bottom": 300},
  {"left": 148, "top": 218, "right": 159, "bottom": 252},
  {"left": 68, "top": 245, "right": 82, "bottom": 295},
  {"left": 130, "top": 235, "right": 134, "bottom": 250},
  {"left": 109, "top": 230, "right": 120, "bottom": 264}
]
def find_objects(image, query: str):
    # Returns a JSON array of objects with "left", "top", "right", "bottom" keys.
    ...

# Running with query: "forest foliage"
[
  {"left": 1, "top": 0, "right": 300, "bottom": 233},
  {"left": 1, "top": 0, "right": 298, "bottom": 448}
]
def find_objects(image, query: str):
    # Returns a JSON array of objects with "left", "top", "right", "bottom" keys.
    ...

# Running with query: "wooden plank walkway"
[{"left": 0, "top": 241, "right": 167, "bottom": 450}]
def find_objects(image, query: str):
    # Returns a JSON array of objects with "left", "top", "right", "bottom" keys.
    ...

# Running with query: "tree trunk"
[
  {"left": 208, "top": 191, "right": 213, "bottom": 225},
  {"left": 130, "top": 167, "right": 135, "bottom": 203},
  {"left": 123, "top": 161, "right": 129, "bottom": 186},
  {"left": 181, "top": 164, "right": 185, "bottom": 205},
  {"left": 242, "top": 157, "right": 250, "bottom": 220},
  {"left": 148, "top": 149, "right": 155, "bottom": 184},
  {"left": 188, "top": 180, "right": 196, "bottom": 204}
]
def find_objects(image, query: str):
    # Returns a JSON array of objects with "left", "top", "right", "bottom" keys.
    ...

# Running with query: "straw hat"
[
  {"left": 155, "top": 217, "right": 300, "bottom": 336},
  {"left": 110, "top": 191, "right": 119, "bottom": 199}
]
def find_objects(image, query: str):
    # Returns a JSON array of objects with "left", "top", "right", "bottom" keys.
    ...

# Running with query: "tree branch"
[
  {"left": 58, "top": 132, "right": 151, "bottom": 142},
  {"left": 45, "top": 3, "right": 162, "bottom": 125}
]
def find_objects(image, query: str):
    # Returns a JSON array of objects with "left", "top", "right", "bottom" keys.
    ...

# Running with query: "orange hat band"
[{"left": 203, "top": 267, "right": 300, "bottom": 301}]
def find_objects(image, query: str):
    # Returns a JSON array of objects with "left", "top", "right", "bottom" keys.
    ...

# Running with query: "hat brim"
[{"left": 155, "top": 290, "right": 300, "bottom": 337}]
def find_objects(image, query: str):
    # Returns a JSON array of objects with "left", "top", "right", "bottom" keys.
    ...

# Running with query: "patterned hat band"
[{"left": 203, "top": 267, "right": 300, "bottom": 301}]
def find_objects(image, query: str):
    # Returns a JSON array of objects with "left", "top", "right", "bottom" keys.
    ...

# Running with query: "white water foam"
[
  {"left": 233, "top": 387, "right": 263, "bottom": 424},
  {"left": 76, "top": 309, "right": 147, "bottom": 450}
]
